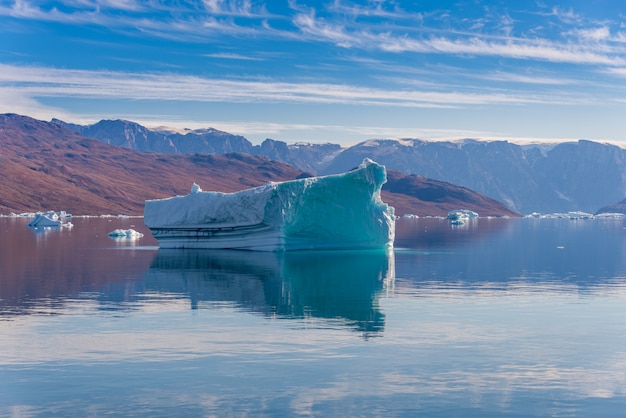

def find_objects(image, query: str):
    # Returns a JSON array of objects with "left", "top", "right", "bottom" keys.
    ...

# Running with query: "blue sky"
[{"left": 3, "top": 0, "right": 626, "bottom": 145}]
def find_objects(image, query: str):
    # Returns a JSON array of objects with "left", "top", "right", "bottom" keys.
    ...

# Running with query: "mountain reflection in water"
[{"left": 145, "top": 249, "right": 394, "bottom": 336}]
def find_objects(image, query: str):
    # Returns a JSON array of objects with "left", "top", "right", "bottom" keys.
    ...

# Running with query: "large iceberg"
[{"left": 144, "top": 158, "right": 395, "bottom": 251}]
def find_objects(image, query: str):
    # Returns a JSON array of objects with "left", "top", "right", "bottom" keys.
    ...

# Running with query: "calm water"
[{"left": 2, "top": 216, "right": 626, "bottom": 417}]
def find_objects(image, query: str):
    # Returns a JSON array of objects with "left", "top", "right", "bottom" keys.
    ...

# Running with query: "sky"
[{"left": 3, "top": 0, "right": 626, "bottom": 145}]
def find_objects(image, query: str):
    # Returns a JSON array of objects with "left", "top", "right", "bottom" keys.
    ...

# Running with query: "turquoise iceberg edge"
[{"left": 144, "top": 158, "right": 395, "bottom": 251}]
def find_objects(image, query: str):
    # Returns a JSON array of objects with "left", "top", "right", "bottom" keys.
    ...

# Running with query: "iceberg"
[
  {"left": 108, "top": 229, "right": 144, "bottom": 239},
  {"left": 144, "top": 159, "right": 395, "bottom": 251},
  {"left": 447, "top": 209, "right": 478, "bottom": 225},
  {"left": 447, "top": 209, "right": 479, "bottom": 220},
  {"left": 27, "top": 211, "right": 73, "bottom": 228}
]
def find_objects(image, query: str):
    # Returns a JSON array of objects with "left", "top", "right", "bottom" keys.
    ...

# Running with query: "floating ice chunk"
[
  {"left": 108, "top": 229, "right": 144, "bottom": 238},
  {"left": 565, "top": 211, "right": 593, "bottom": 219},
  {"left": 524, "top": 212, "right": 543, "bottom": 219},
  {"left": 595, "top": 212, "right": 626, "bottom": 219},
  {"left": 447, "top": 209, "right": 479, "bottom": 221},
  {"left": 526, "top": 211, "right": 595, "bottom": 219},
  {"left": 144, "top": 158, "right": 396, "bottom": 251},
  {"left": 402, "top": 214, "right": 419, "bottom": 219},
  {"left": 27, "top": 213, "right": 62, "bottom": 227},
  {"left": 26, "top": 210, "right": 73, "bottom": 228}
]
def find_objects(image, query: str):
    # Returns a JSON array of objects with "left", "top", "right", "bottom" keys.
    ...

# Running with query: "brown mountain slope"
[
  {"left": 382, "top": 170, "right": 519, "bottom": 217},
  {"left": 0, "top": 114, "right": 303, "bottom": 215},
  {"left": 0, "top": 114, "right": 518, "bottom": 217},
  {"left": 595, "top": 198, "right": 626, "bottom": 215}
]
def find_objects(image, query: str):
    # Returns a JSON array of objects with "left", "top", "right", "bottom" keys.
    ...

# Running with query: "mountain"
[
  {"left": 382, "top": 170, "right": 517, "bottom": 218},
  {"left": 0, "top": 114, "right": 516, "bottom": 217},
  {"left": 55, "top": 118, "right": 338, "bottom": 172},
  {"left": 322, "top": 138, "right": 626, "bottom": 214},
  {"left": 595, "top": 198, "right": 626, "bottom": 215},
  {"left": 252, "top": 139, "right": 342, "bottom": 174},
  {"left": 1, "top": 114, "right": 302, "bottom": 215},
  {"left": 54, "top": 118, "right": 178, "bottom": 153},
  {"left": 57, "top": 118, "right": 626, "bottom": 214}
]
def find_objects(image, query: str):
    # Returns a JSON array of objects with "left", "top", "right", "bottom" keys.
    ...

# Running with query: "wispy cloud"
[
  {"left": 0, "top": 0, "right": 273, "bottom": 39},
  {"left": 4, "top": 0, "right": 626, "bottom": 69},
  {"left": 604, "top": 67, "right": 626, "bottom": 77},
  {"left": 0, "top": 64, "right": 568, "bottom": 108},
  {"left": 202, "top": 0, "right": 268, "bottom": 17},
  {"left": 204, "top": 52, "right": 264, "bottom": 61},
  {"left": 292, "top": 11, "right": 626, "bottom": 66},
  {"left": 0, "top": 87, "right": 73, "bottom": 121},
  {"left": 484, "top": 71, "right": 575, "bottom": 85}
]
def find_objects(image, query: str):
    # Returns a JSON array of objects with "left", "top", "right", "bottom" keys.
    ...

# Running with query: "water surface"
[{"left": 2, "top": 216, "right": 626, "bottom": 417}]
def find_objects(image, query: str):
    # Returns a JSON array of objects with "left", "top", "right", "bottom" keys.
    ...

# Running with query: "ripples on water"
[{"left": 2, "top": 217, "right": 626, "bottom": 416}]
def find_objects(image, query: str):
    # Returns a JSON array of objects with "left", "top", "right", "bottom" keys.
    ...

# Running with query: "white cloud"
[
  {"left": 0, "top": 87, "right": 74, "bottom": 121},
  {"left": 292, "top": 12, "right": 626, "bottom": 66},
  {"left": 0, "top": 64, "right": 556, "bottom": 108},
  {"left": 576, "top": 26, "right": 611, "bottom": 42},
  {"left": 203, "top": 52, "right": 264, "bottom": 60},
  {"left": 549, "top": 6, "right": 582, "bottom": 24},
  {"left": 484, "top": 71, "right": 575, "bottom": 85},
  {"left": 326, "top": 0, "right": 408, "bottom": 19},
  {"left": 604, "top": 67, "right": 626, "bottom": 77},
  {"left": 4, "top": 1, "right": 626, "bottom": 69},
  {"left": 293, "top": 10, "right": 357, "bottom": 48},
  {"left": 202, "top": 0, "right": 259, "bottom": 16}
]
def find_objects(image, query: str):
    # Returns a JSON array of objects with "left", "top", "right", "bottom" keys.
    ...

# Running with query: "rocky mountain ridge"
[
  {"left": 323, "top": 138, "right": 626, "bottom": 214},
  {"left": 55, "top": 118, "right": 626, "bottom": 214},
  {"left": 1, "top": 114, "right": 516, "bottom": 217},
  {"left": 54, "top": 118, "right": 340, "bottom": 174}
]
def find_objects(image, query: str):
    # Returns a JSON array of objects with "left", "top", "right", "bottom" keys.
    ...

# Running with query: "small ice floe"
[
  {"left": 401, "top": 214, "right": 419, "bottom": 219},
  {"left": 564, "top": 211, "right": 593, "bottom": 220},
  {"left": 595, "top": 212, "right": 626, "bottom": 219},
  {"left": 108, "top": 229, "right": 144, "bottom": 239},
  {"left": 525, "top": 212, "right": 543, "bottom": 219},
  {"left": 525, "top": 211, "right": 595, "bottom": 220}
]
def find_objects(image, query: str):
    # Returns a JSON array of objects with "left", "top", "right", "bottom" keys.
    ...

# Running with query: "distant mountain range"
[
  {"left": 55, "top": 118, "right": 626, "bottom": 214},
  {"left": 0, "top": 114, "right": 515, "bottom": 217},
  {"left": 53, "top": 118, "right": 341, "bottom": 174}
]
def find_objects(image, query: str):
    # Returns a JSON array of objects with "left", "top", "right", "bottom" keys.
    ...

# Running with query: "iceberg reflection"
[{"left": 144, "top": 249, "right": 394, "bottom": 336}]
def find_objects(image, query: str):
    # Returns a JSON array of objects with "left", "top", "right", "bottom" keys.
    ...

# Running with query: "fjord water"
[{"left": 2, "top": 217, "right": 626, "bottom": 417}]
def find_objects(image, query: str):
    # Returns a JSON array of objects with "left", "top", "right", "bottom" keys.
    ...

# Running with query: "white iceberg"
[
  {"left": 27, "top": 213, "right": 61, "bottom": 227},
  {"left": 447, "top": 209, "right": 479, "bottom": 226},
  {"left": 108, "top": 229, "right": 144, "bottom": 238},
  {"left": 144, "top": 158, "right": 395, "bottom": 251},
  {"left": 524, "top": 211, "right": 596, "bottom": 219},
  {"left": 27, "top": 211, "right": 73, "bottom": 228},
  {"left": 447, "top": 209, "right": 478, "bottom": 220}
]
